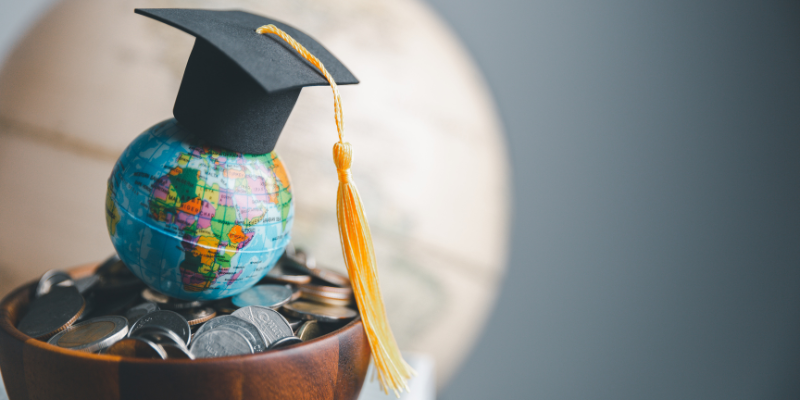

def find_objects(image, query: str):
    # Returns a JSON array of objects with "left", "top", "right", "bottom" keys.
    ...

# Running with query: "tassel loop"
[
  {"left": 333, "top": 141, "right": 353, "bottom": 170},
  {"left": 334, "top": 142, "right": 353, "bottom": 183}
]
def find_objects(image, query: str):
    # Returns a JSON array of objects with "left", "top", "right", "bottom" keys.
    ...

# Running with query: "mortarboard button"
[{"left": 135, "top": 9, "right": 359, "bottom": 154}]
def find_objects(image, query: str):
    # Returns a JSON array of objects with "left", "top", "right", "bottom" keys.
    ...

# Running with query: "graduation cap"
[
  {"left": 135, "top": 8, "right": 358, "bottom": 154},
  {"left": 132, "top": 9, "right": 414, "bottom": 393}
]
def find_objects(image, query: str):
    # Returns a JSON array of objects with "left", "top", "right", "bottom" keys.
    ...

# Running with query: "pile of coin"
[{"left": 16, "top": 246, "right": 358, "bottom": 359}]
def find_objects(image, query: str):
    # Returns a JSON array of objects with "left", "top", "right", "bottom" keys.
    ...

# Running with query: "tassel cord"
[
  {"left": 257, "top": 24, "right": 415, "bottom": 395},
  {"left": 256, "top": 25, "right": 344, "bottom": 143}
]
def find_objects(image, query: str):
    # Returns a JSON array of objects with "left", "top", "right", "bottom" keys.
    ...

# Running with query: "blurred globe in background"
[
  {"left": 0, "top": 0, "right": 509, "bottom": 388},
  {"left": 107, "top": 119, "right": 294, "bottom": 300}
]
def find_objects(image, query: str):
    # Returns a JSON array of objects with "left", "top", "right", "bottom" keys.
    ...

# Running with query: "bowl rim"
[{"left": 0, "top": 262, "right": 364, "bottom": 364}]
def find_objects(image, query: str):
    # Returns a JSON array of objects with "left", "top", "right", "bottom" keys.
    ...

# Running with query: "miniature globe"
[{"left": 105, "top": 119, "right": 293, "bottom": 300}]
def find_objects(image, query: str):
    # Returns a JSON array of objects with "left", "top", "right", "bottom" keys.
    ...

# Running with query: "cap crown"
[{"left": 136, "top": 9, "right": 359, "bottom": 153}]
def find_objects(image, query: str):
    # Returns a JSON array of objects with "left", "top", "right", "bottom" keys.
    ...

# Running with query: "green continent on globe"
[
  {"left": 148, "top": 149, "right": 291, "bottom": 292},
  {"left": 105, "top": 182, "right": 121, "bottom": 236},
  {"left": 106, "top": 119, "right": 294, "bottom": 300}
]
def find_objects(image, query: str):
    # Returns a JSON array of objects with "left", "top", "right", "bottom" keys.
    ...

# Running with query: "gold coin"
[
  {"left": 46, "top": 302, "right": 86, "bottom": 340},
  {"left": 299, "top": 291, "right": 353, "bottom": 307},
  {"left": 308, "top": 267, "right": 351, "bottom": 288},
  {"left": 300, "top": 283, "right": 353, "bottom": 300},
  {"left": 141, "top": 288, "right": 207, "bottom": 310},
  {"left": 296, "top": 320, "right": 321, "bottom": 341},
  {"left": 212, "top": 299, "right": 237, "bottom": 315},
  {"left": 57, "top": 321, "right": 115, "bottom": 348},
  {"left": 178, "top": 307, "right": 216, "bottom": 326},
  {"left": 47, "top": 316, "right": 128, "bottom": 353},
  {"left": 282, "top": 301, "right": 357, "bottom": 323},
  {"left": 263, "top": 262, "right": 312, "bottom": 285},
  {"left": 289, "top": 285, "right": 302, "bottom": 302}
]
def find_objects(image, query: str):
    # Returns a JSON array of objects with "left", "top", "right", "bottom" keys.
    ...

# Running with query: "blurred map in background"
[{"left": 0, "top": 0, "right": 510, "bottom": 388}]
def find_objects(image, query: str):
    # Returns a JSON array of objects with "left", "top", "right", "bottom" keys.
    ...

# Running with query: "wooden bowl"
[{"left": 0, "top": 263, "right": 370, "bottom": 400}]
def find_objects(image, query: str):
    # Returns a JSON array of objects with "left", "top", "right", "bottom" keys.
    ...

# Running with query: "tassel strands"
[{"left": 256, "top": 25, "right": 415, "bottom": 396}]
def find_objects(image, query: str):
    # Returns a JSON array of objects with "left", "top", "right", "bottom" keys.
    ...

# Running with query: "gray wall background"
[
  {"left": 426, "top": 1, "right": 800, "bottom": 399},
  {"left": 1, "top": 1, "right": 799, "bottom": 399}
]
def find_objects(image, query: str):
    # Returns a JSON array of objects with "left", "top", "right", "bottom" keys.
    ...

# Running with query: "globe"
[{"left": 106, "top": 119, "right": 294, "bottom": 300}]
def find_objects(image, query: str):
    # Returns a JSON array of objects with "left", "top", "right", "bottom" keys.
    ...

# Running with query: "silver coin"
[
  {"left": 194, "top": 315, "right": 267, "bottom": 353},
  {"left": 95, "top": 254, "right": 121, "bottom": 272},
  {"left": 267, "top": 335, "right": 303, "bottom": 350},
  {"left": 140, "top": 288, "right": 169, "bottom": 304},
  {"left": 290, "top": 285, "right": 302, "bottom": 302},
  {"left": 81, "top": 290, "right": 138, "bottom": 321},
  {"left": 162, "top": 343, "right": 195, "bottom": 360},
  {"left": 129, "top": 310, "right": 191, "bottom": 346},
  {"left": 231, "top": 306, "right": 293, "bottom": 346},
  {"left": 262, "top": 263, "right": 312, "bottom": 285},
  {"left": 129, "top": 324, "right": 186, "bottom": 349},
  {"left": 76, "top": 293, "right": 96, "bottom": 323},
  {"left": 105, "top": 337, "right": 167, "bottom": 359},
  {"left": 293, "top": 249, "right": 317, "bottom": 269},
  {"left": 232, "top": 285, "right": 293, "bottom": 309},
  {"left": 283, "top": 314, "right": 305, "bottom": 331},
  {"left": 73, "top": 274, "right": 100, "bottom": 294},
  {"left": 47, "top": 316, "right": 128, "bottom": 353},
  {"left": 35, "top": 270, "right": 74, "bottom": 298},
  {"left": 141, "top": 288, "right": 208, "bottom": 310},
  {"left": 125, "top": 302, "right": 160, "bottom": 327},
  {"left": 190, "top": 328, "right": 253, "bottom": 358},
  {"left": 18, "top": 285, "right": 85, "bottom": 339},
  {"left": 96, "top": 274, "right": 143, "bottom": 294},
  {"left": 278, "top": 250, "right": 313, "bottom": 274},
  {"left": 95, "top": 256, "right": 143, "bottom": 293}
]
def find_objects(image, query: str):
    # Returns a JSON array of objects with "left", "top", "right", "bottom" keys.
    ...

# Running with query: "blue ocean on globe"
[{"left": 105, "top": 119, "right": 294, "bottom": 300}]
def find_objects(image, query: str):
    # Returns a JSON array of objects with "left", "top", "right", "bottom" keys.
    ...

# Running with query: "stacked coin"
[
  {"left": 17, "top": 246, "right": 359, "bottom": 359},
  {"left": 262, "top": 250, "right": 356, "bottom": 308}
]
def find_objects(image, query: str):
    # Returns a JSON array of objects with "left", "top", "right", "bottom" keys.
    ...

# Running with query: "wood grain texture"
[
  {"left": 0, "top": 263, "right": 371, "bottom": 400},
  {"left": 0, "top": 284, "right": 31, "bottom": 400}
]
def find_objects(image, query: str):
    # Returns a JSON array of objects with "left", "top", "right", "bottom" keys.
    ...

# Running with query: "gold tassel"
[{"left": 257, "top": 24, "right": 415, "bottom": 396}]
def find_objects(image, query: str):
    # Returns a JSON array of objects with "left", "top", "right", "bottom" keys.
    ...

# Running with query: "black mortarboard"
[{"left": 135, "top": 9, "right": 358, "bottom": 154}]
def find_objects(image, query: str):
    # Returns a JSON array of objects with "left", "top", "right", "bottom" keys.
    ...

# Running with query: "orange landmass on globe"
[
  {"left": 271, "top": 156, "right": 290, "bottom": 188},
  {"left": 228, "top": 225, "right": 247, "bottom": 244},
  {"left": 193, "top": 236, "right": 220, "bottom": 269},
  {"left": 224, "top": 168, "right": 246, "bottom": 179},
  {"left": 179, "top": 197, "right": 202, "bottom": 215}
]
